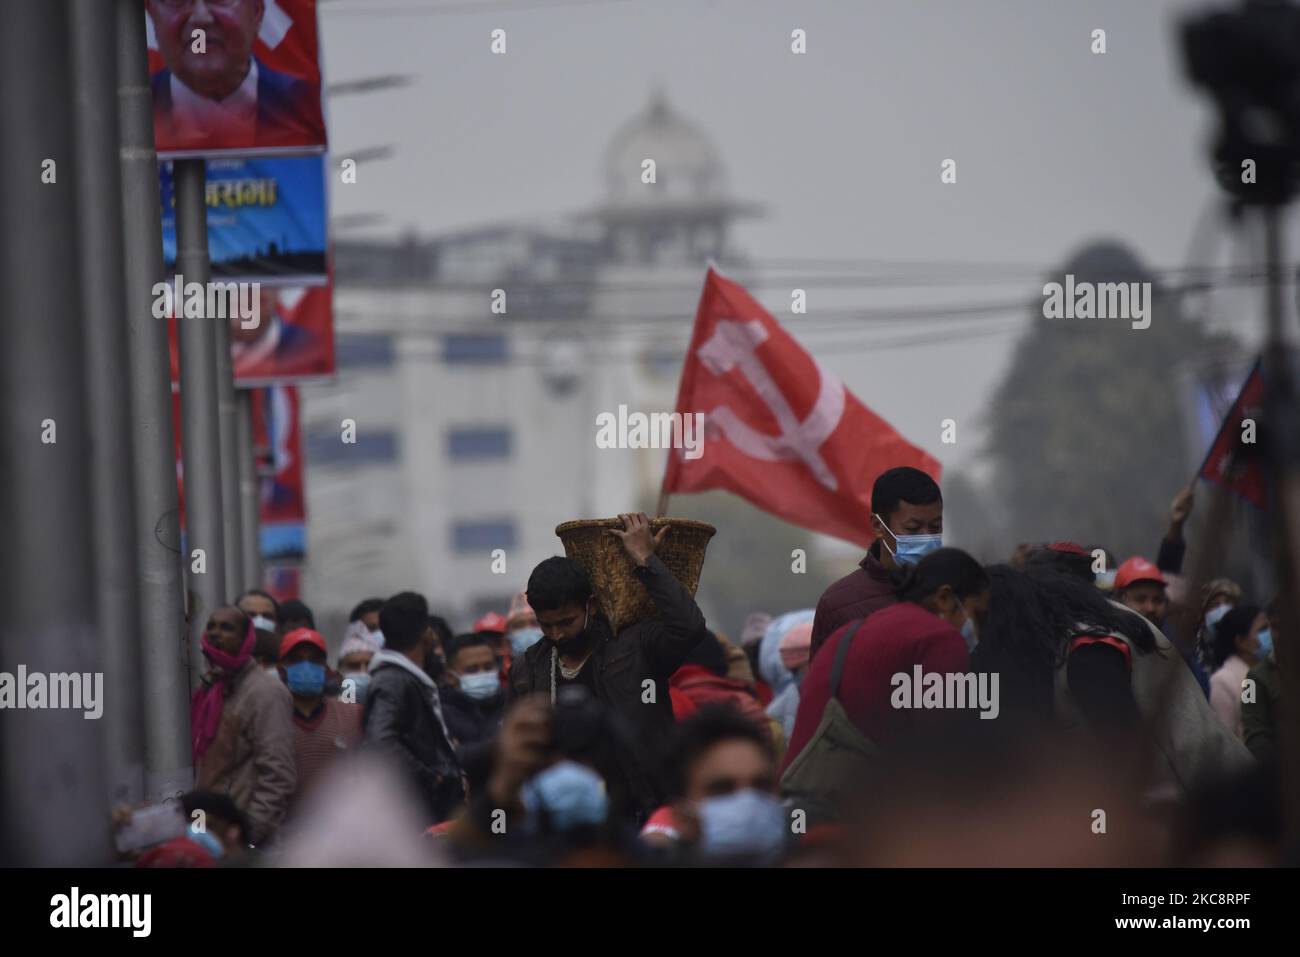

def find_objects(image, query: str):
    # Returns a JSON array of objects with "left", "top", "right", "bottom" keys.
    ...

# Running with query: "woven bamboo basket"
[{"left": 554, "top": 517, "right": 716, "bottom": 634}]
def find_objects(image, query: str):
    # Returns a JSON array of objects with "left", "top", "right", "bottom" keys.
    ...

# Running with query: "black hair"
[
  {"left": 428, "top": 615, "right": 453, "bottom": 646},
  {"left": 663, "top": 705, "right": 776, "bottom": 800},
  {"left": 278, "top": 598, "right": 315, "bottom": 629},
  {"left": 871, "top": 466, "right": 941, "bottom": 521},
  {"left": 350, "top": 598, "right": 385, "bottom": 623},
  {"left": 895, "top": 547, "right": 989, "bottom": 605},
  {"left": 252, "top": 627, "right": 281, "bottom": 664},
  {"left": 683, "top": 631, "right": 729, "bottom": 677},
  {"left": 379, "top": 591, "right": 430, "bottom": 651},
  {"left": 445, "top": 632, "right": 493, "bottom": 668},
  {"left": 237, "top": 589, "right": 279, "bottom": 619},
  {"left": 526, "top": 557, "right": 593, "bottom": 614},
  {"left": 1211, "top": 604, "right": 1262, "bottom": 669},
  {"left": 977, "top": 561, "right": 1154, "bottom": 681},
  {"left": 181, "top": 790, "right": 251, "bottom": 846},
  {"left": 1024, "top": 544, "right": 1096, "bottom": 584}
]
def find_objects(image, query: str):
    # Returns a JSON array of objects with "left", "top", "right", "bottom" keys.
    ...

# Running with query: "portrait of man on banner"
[
  {"left": 230, "top": 284, "right": 334, "bottom": 384},
  {"left": 145, "top": 0, "right": 327, "bottom": 156}
]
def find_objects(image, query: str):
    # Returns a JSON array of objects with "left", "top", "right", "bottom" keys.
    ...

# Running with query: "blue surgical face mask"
[
  {"left": 697, "top": 789, "right": 788, "bottom": 862},
  {"left": 251, "top": 615, "right": 276, "bottom": 633},
  {"left": 285, "top": 661, "right": 326, "bottom": 696},
  {"left": 510, "top": 626, "right": 544, "bottom": 656},
  {"left": 458, "top": 670, "right": 501, "bottom": 701},
  {"left": 874, "top": 513, "right": 942, "bottom": 566},
  {"left": 1204, "top": 603, "right": 1232, "bottom": 634},
  {"left": 187, "top": 825, "right": 224, "bottom": 860},
  {"left": 956, "top": 596, "right": 979, "bottom": 651},
  {"left": 521, "top": 760, "right": 608, "bottom": 833},
  {"left": 1255, "top": 628, "right": 1274, "bottom": 659}
]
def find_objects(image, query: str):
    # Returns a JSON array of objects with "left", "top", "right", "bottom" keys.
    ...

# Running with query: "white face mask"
[
  {"left": 251, "top": 615, "right": 276, "bottom": 632},
  {"left": 457, "top": 670, "right": 501, "bottom": 700}
]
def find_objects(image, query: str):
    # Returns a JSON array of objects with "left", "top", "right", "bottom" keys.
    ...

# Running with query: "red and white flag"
[{"left": 662, "top": 267, "right": 941, "bottom": 547}]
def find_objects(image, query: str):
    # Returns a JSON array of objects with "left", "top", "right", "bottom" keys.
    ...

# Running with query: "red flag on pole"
[
  {"left": 662, "top": 267, "right": 941, "bottom": 547},
  {"left": 1199, "top": 358, "right": 1266, "bottom": 508}
]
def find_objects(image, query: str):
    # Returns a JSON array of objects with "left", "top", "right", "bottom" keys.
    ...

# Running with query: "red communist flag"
[
  {"left": 1199, "top": 359, "right": 1266, "bottom": 508},
  {"left": 662, "top": 267, "right": 941, "bottom": 547}
]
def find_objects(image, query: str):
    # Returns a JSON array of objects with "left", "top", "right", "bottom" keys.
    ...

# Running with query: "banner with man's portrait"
[
  {"left": 170, "top": 383, "right": 306, "bottom": 562},
  {"left": 145, "top": 0, "right": 327, "bottom": 158},
  {"left": 253, "top": 384, "right": 307, "bottom": 561},
  {"left": 167, "top": 280, "right": 336, "bottom": 386},
  {"left": 161, "top": 156, "right": 328, "bottom": 283}
]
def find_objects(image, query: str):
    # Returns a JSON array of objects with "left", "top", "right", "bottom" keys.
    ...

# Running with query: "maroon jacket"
[{"left": 809, "top": 541, "right": 899, "bottom": 662}]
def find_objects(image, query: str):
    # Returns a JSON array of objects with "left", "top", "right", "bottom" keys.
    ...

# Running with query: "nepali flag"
[
  {"left": 662, "top": 266, "right": 941, "bottom": 548},
  {"left": 1199, "top": 358, "right": 1265, "bottom": 508}
]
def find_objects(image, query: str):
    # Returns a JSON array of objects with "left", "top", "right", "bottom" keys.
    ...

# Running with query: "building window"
[
  {"left": 448, "top": 427, "right": 512, "bottom": 461},
  {"left": 443, "top": 334, "right": 508, "bottom": 364},
  {"left": 305, "top": 429, "right": 399, "bottom": 465},
  {"left": 336, "top": 334, "right": 395, "bottom": 369},
  {"left": 452, "top": 520, "right": 516, "bottom": 553}
]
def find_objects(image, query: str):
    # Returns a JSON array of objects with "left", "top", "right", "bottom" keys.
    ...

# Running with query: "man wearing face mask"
[
  {"left": 641, "top": 705, "right": 786, "bottom": 863},
  {"left": 237, "top": 588, "right": 280, "bottom": 635},
  {"left": 439, "top": 633, "right": 507, "bottom": 790},
  {"left": 505, "top": 592, "right": 544, "bottom": 672},
  {"left": 510, "top": 512, "right": 710, "bottom": 826},
  {"left": 810, "top": 467, "right": 943, "bottom": 662},
  {"left": 1243, "top": 596, "right": 1285, "bottom": 764},
  {"left": 337, "top": 630, "right": 380, "bottom": 704},
  {"left": 279, "top": 628, "right": 362, "bottom": 812},
  {"left": 191, "top": 606, "right": 296, "bottom": 847},
  {"left": 362, "top": 592, "right": 464, "bottom": 826}
]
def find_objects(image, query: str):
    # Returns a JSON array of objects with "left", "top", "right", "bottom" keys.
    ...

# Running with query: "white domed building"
[{"left": 303, "top": 93, "right": 763, "bottom": 635}]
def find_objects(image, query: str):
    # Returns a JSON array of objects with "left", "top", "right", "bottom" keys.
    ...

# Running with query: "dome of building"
[{"left": 602, "top": 90, "right": 727, "bottom": 205}]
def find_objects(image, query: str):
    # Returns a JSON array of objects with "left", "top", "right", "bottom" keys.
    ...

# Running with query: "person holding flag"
[{"left": 659, "top": 266, "right": 941, "bottom": 664}]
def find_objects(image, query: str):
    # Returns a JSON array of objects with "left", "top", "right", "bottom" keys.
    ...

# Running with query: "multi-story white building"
[{"left": 301, "top": 93, "right": 762, "bottom": 637}]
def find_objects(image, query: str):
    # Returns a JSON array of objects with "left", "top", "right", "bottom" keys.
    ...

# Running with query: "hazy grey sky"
[{"left": 317, "top": 0, "right": 1248, "bottom": 475}]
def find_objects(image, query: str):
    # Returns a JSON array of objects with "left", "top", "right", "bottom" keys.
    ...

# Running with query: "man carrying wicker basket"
[{"left": 506, "top": 512, "right": 711, "bottom": 827}]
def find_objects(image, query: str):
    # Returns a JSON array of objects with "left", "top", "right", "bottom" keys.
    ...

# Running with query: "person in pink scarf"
[{"left": 191, "top": 606, "right": 296, "bottom": 847}]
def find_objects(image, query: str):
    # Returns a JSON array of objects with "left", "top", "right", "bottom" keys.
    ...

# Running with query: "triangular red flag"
[
  {"left": 1199, "top": 358, "right": 1266, "bottom": 508},
  {"left": 662, "top": 267, "right": 941, "bottom": 547}
]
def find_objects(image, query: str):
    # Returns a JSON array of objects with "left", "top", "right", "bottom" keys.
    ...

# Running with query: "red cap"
[
  {"left": 1046, "top": 541, "right": 1089, "bottom": 556},
  {"left": 1114, "top": 557, "right": 1166, "bottom": 590},
  {"left": 279, "top": 627, "right": 327, "bottom": 660},
  {"left": 473, "top": 612, "right": 508, "bottom": 635}
]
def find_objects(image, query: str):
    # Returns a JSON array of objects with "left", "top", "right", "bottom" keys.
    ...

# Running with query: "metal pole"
[
  {"left": 174, "top": 158, "right": 227, "bottom": 684},
  {"left": 0, "top": 0, "right": 111, "bottom": 866},
  {"left": 72, "top": 0, "right": 143, "bottom": 811},
  {"left": 238, "top": 390, "right": 263, "bottom": 590},
  {"left": 218, "top": 317, "right": 244, "bottom": 595},
  {"left": 116, "top": 0, "right": 192, "bottom": 804}
]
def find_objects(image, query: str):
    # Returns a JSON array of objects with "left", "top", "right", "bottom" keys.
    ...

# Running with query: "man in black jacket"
[
  {"left": 440, "top": 633, "right": 507, "bottom": 790},
  {"left": 508, "top": 512, "right": 710, "bottom": 825},
  {"left": 363, "top": 592, "right": 464, "bottom": 825}
]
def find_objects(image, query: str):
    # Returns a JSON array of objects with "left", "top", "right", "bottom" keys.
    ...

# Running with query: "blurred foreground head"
[
  {"left": 827, "top": 722, "right": 1166, "bottom": 867},
  {"left": 276, "top": 751, "right": 450, "bottom": 868}
]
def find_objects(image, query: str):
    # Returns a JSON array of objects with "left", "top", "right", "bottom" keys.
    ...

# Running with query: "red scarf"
[{"left": 191, "top": 620, "right": 256, "bottom": 765}]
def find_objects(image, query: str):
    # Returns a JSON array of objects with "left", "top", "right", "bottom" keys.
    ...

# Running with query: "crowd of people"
[{"left": 121, "top": 472, "right": 1288, "bottom": 867}]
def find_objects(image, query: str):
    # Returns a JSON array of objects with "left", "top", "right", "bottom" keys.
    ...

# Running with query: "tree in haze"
[{"left": 984, "top": 240, "right": 1240, "bottom": 562}]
